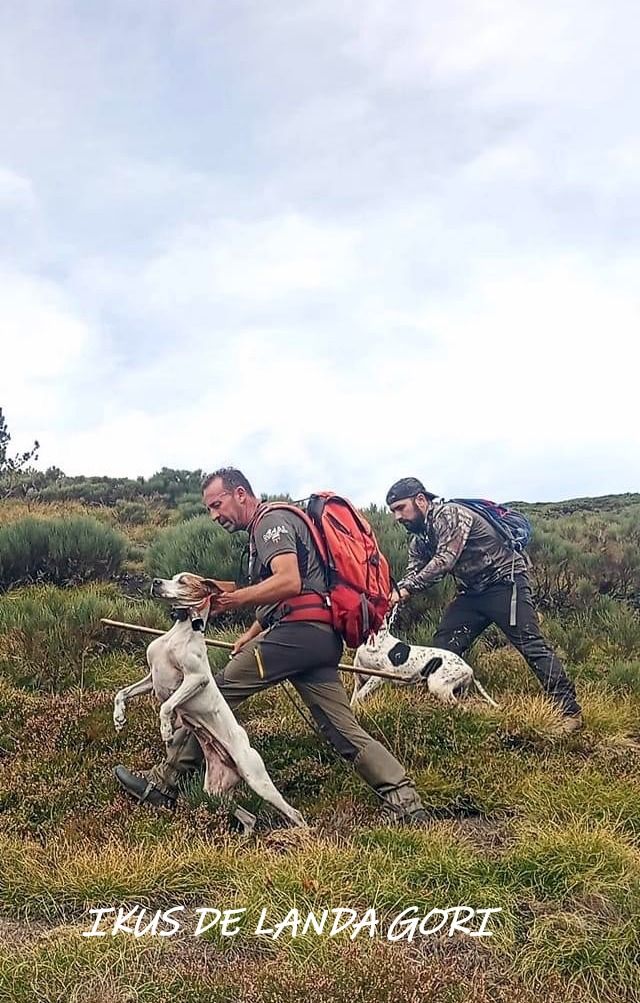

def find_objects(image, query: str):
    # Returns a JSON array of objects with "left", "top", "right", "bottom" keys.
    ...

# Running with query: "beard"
[
  {"left": 217, "top": 517, "right": 237, "bottom": 533},
  {"left": 400, "top": 513, "right": 426, "bottom": 534}
]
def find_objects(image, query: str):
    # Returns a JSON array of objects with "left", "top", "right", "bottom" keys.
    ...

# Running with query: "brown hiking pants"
[{"left": 148, "top": 621, "right": 419, "bottom": 807}]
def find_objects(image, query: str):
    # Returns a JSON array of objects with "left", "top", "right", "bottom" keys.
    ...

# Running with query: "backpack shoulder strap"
[{"left": 250, "top": 502, "right": 328, "bottom": 563}]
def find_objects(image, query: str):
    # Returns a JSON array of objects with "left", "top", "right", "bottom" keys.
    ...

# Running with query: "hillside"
[{"left": 0, "top": 481, "right": 639, "bottom": 1002}]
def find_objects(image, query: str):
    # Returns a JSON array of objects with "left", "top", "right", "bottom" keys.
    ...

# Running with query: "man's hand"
[
  {"left": 389, "top": 587, "right": 411, "bottom": 606},
  {"left": 213, "top": 555, "right": 302, "bottom": 613},
  {"left": 213, "top": 590, "right": 244, "bottom": 612},
  {"left": 231, "top": 629, "right": 255, "bottom": 656},
  {"left": 231, "top": 621, "right": 262, "bottom": 656}
]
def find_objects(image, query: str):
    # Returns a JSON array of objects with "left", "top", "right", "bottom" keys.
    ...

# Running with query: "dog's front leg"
[
  {"left": 113, "top": 672, "right": 154, "bottom": 732},
  {"left": 350, "top": 651, "right": 365, "bottom": 707},
  {"left": 159, "top": 675, "right": 209, "bottom": 744}
]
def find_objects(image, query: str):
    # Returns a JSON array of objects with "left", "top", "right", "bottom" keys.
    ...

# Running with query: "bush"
[
  {"left": 595, "top": 603, "right": 640, "bottom": 659},
  {"left": 38, "top": 476, "right": 146, "bottom": 506},
  {"left": 145, "top": 515, "right": 245, "bottom": 581},
  {"left": 113, "top": 500, "right": 149, "bottom": 525},
  {"left": 173, "top": 497, "right": 206, "bottom": 522},
  {"left": 0, "top": 516, "right": 126, "bottom": 591},
  {"left": 604, "top": 660, "right": 640, "bottom": 695}
]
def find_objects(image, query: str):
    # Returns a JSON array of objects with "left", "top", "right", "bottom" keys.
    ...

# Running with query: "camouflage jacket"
[{"left": 398, "top": 501, "right": 529, "bottom": 595}]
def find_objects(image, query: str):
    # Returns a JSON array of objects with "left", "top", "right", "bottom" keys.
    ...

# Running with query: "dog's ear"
[{"left": 203, "top": 578, "right": 238, "bottom": 595}]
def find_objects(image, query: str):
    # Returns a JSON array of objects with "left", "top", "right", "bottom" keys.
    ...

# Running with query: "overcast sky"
[{"left": 1, "top": 1, "right": 638, "bottom": 505}]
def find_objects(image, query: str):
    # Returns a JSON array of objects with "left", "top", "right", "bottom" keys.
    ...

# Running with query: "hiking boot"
[
  {"left": 377, "top": 782, "right": 429, "bottom": 825},
  {"left": 398, "top": 807, "right": 430, "bottom": 826},
  {"left": 552, "top": 712, "right": 584, "bottom": 737},
  {"left": 114, "top": 765, "right": 177, "bottom": 810}
]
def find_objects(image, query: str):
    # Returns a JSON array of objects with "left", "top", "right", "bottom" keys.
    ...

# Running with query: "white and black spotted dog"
[{"left": 350, "top": 614, "right": 498, "bottom": 709}]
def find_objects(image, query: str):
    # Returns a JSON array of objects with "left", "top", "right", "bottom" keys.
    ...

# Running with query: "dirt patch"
[
  {"left": 0, "top": 916, "right": 79, "bottom": 950},
  {"left": 452, "top": 813, "right": 515, "bottom": 853}
]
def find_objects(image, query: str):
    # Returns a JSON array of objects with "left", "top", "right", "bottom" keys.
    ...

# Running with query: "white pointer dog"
[
  {"left": 350, "top": 617, "right": 498, "bottom": 708},
  {"left": 113, "top": 573, "right": 306, "bottom": 828}
]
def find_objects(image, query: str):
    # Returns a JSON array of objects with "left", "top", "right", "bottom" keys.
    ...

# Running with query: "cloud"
[
  {"left": 0, "top": 167, "right": 35, "bottom": 208},
  {"left": 0, "top": 268, "right": 116, "bottom": 441},
  {"left": 1, "top": 1, "right": 639, "bottom": 502},
  {"left": 139, "top": 213, "right": 361, "bottom": 311},
  {"left": 46, "top": 246, "right": 639, "bottom": 505}
]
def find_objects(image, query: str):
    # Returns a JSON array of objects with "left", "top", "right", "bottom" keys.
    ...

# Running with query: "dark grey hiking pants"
[
  {"left": 148, "top": 621, "right": 418, "bottom": 805},
  {"left": 432, "top": 575, "right": 581, "bottom": 715}
]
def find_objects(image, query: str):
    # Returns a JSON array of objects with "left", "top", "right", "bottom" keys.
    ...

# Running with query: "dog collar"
[
  {"left": 170, "top": 599, "right": 209, "bottom": 631},
  {"left": 170, "top": 607, "right": 189, "bottom": 622}
]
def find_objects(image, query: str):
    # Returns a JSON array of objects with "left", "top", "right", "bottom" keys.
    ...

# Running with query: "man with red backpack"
[
  {"left": 115, "top": 467, "right": 427, "bottom": 823},
  {"left": 386, "top": 477, "right": 583, "bottom": 734}
]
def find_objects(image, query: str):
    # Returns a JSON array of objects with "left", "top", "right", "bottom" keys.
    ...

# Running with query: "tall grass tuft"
[{"left": 0, "top": 583, "right": 166, "bottom": 691}]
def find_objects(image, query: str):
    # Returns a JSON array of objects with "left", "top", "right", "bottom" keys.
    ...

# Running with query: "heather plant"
[
  {"left": 526, "top": 504, "right": 640, "bottom": 609},
  {"left": 38, "top": 475, "right": 147, "bottom": 506},
  {"left": 0, "top": 515, "right": 127, "bottom": 591},
  {"left": 145, "top": 515, "right": 246, "bottom": 582},
  {"left": 113, "top": 500, "right": 149, "bottom": 525}
]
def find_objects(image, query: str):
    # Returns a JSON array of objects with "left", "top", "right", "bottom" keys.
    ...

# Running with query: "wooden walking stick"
[{"left": 100, "top": 617, "right": 403, "bottom": 681}]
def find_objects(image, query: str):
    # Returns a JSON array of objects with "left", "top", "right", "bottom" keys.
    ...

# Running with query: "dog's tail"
[{"left": 472, "top": 676, "right": 500, "bottom": 708}]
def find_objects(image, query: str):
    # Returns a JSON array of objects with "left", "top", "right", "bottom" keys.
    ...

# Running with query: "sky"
[{"left": 1, "top": 0, "right": 638, "bottom": 506}]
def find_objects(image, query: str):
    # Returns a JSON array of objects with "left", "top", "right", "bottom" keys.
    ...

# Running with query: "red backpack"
[{"left": 255, "top": 493, "right": 392, "bottom": 648}]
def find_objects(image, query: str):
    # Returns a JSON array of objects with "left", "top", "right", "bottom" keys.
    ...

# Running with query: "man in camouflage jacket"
[{"left": 386, "top": 477, "right": 582, "bottom": 733}]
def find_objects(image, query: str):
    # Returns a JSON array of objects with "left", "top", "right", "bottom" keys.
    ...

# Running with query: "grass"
[
  {"left": 0, "top": 930, "right": 606, "bottom": 1003},
  {"left": 1, "top": 581, "right": 640, "bottom": 1001},
  {"left": 0, "top": 583, "right": 166, "bottom": 691}
]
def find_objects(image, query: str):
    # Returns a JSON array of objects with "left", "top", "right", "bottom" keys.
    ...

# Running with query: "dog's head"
[{"left": 151, "top": 573, "right": 222, "bottom": 606}]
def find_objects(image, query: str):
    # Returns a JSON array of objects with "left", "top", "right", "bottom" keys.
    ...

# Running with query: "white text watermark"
[{"left": 82, "top": 904, "right": 503, "bottom": 941}]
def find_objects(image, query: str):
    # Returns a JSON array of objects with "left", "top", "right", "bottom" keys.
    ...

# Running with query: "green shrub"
[
  {"left": 596, "top": 603, "right": 640, "bottom": 658},
  {"left": 145, "top": 515, "right": 245, "bottom": 581},
  {"left": 173, "top": 497, "right": 207, "bottom": 521},
  {"left": 113, "top": 500, "right": 149, "bottom": 525},
  {"left": 604, "top": 660, "right": 640, "bottom": 694},
  {"left": 0, "top": 516, "right": 126, "bottom": 590},
  {"left": 126, "top": 544, "right": 145, "bottom": 563},
  {"left": 38, "top": 476, "right": 146, "bottom": 506}
]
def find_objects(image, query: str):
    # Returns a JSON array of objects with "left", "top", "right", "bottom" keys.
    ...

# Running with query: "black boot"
[{"left": 114, "top": 765, "right": 177, "bottom": 810}]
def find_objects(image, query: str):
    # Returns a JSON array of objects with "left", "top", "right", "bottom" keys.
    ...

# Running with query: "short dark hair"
[
  {"left": 201, "top": 467, "right": 256, "bottom": 497},
  {"left": 386, "top": 477, "right": 437, "bottom": 506}
]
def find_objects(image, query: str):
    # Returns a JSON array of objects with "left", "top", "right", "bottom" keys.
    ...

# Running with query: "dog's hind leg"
[
  {"left": 453, "top": 676, "right": 473, "bottom": 700},
  {"left": 428, "top": 678, "right": 458, "bottom": 704},
  {"left": 232, "top": 743, "right": 307, "bottom": 828}
]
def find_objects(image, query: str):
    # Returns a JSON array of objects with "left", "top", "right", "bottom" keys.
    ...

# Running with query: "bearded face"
[{"left": 389, "top": 497, "right": 426, "bottom": 534}]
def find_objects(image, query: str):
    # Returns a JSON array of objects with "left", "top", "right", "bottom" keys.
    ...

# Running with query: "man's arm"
[
  {"left": 214, "top": 553, "right": 301, "bottom": 611},
  {"left": 398, "top": 505, "right": 473, "bottom": 595}
]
